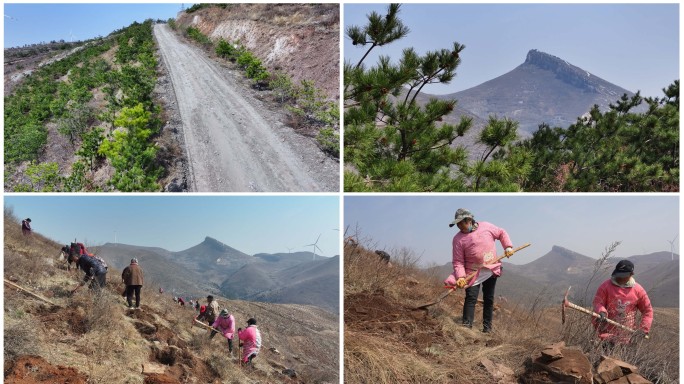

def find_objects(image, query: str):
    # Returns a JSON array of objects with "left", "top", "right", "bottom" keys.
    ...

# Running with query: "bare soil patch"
[{"left": 4, "top": 355, "right": 89, "bottom": 384}]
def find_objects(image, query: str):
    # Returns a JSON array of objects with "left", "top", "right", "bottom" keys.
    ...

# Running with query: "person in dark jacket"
[
  {"left": 72, "top": 253, "right": 107, "bottom": 291},
  {"left": 21, "top": 218, "right": 32, "bottom": 236},
  {"left": 122, "top": 258, "right": 144, "bottom": 309}
]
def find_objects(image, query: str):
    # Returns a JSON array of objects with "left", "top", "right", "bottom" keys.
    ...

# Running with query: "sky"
[
  {"left": 5, "top": 195, "right": 340, "bottom": 257},
  {"left": 344, "top": 3, "right": 679, "bottom": 98},
  {"left": 344, "top": 195, "right": 679, "bottom": 267},
  {"left": 3, "top": 3, "right": 187, "bottom": 48}
]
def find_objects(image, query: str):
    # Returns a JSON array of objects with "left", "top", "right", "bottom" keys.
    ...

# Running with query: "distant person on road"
[
  {"left": 71, "top": 252, "right": 108, "bottom": 291},
  {"left": 443, "top": 208, "right": 514, "bottom": 333},
  {"left": 592, "top": 260, "right": 653, "bottom": 345},
  {"left": 21, "top": 218, "right": 32, "bottom": 236},
  {"left": 238, "top": 318, "right": 262, "bottom": 365},
  {"left": 212, "top": 309, "right": 236, "bottom": 354},
  {"left": 122, "top": 258, "right": 144, "bottom": 309}
]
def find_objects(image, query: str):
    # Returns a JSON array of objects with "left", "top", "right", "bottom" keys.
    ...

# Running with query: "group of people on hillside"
[
  {"left": 65, "top": 251, "right": 262, "bottom": 365},
  {"left": 443, "top": 208, "right": 652, "bottom": 347},
  {"left": 194, "top": 295, "right": 262, "bottom": 365}
]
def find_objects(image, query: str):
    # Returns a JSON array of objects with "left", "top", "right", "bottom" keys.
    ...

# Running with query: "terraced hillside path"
[{"left": 154, "top": 24, "right": 338, "bottom": 192}]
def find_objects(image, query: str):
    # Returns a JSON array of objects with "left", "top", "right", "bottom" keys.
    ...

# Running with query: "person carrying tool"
[
  {"left": 238, "top": 318, "right": 262, "bottom": 366},
  {"left": 592, "top": 260, "right": 653, "bottom": 345},
  {"left": 443, "top": 208, "right": 514, "bottom": 333},
  {"left": 212, "top": 309, "right": 236, "bottom": 354},
  {"left": 122, "top": 258, "right": 144, "bottom": 309},
  {"left": 21, "top": 218, "right": 32, "bottom": 236},
  {"left": 71, "top": 252, "right": 108, "bottom": 292}
]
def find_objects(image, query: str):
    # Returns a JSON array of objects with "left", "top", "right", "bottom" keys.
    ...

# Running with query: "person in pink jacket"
[
  {"left": 443, "top": 208, "right": 514, "bottom": 333},
  {"left": 212, "top": 309, "right": 236, "bottom": 354},
  {"left": 238, "top": 318, "right": 262, "bottom": 365},
  {"left": 592, "top": 260, "right": 653, "bottom": 345}
]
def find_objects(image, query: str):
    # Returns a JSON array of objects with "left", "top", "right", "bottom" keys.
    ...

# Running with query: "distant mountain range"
[
  {"left": 419, "top": 49, "right": 638, "bottom": 138},
  {"left": 431, "top": 245, "right": 678, "bottom": 307},
  {"left": 94, "top": 237, "right": 339, "bottom": 313}
]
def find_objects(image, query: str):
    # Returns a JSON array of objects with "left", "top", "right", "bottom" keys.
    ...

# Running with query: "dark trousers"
[
  {"left": 462, "top": 275, "right": 497, "bottom": 330},
  {"left": 89, "top": 273, "right": 107, "bottom": 290},
  {"left": 125, "top": 285, "right": 142, "bottom": 308}
]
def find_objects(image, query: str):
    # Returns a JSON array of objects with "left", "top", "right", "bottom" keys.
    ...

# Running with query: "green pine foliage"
[
  {"left": 345, "top": 3, "right": 678, "bottom": 192},
  {"left": 98, "top": 103, "right": 161, "bottom": 191},
  {"left": 186, "top": 27, "right": 212, "bottom": 47},
  {"left": 345, "top": 4, "right": 517, "bottom": 191},
  {"left": 522, "top": 82, "right": 679, "bottom": 192}
]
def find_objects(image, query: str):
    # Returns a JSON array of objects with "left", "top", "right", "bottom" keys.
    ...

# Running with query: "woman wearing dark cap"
[{"left": 592, "top": 260, "right": 653, "bottom": 345}]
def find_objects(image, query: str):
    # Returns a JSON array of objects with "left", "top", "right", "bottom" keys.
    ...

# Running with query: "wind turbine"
[
  {"left": 305, "top": 234, "right": 323, "bottom": 261},
  {"left": 667, "top": 234, "right": 678, "bottom": 261},
  {"left": 286, "top": 247, "right": 294, "bottom": 254},
  {"left": 69, "top": 29, "right": 77, "bottom": 43}
]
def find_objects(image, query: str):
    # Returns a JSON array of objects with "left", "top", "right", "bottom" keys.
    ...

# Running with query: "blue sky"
[
  {"left": 5, "top": 195, "right": 340, "bottom": 256},
  {"left": 344, "top": 195, "right": 679, "bottom": 267},
  {"left": 345, "top": 3, "right": 679, "bottom": 98},
  {"left": 4, "top": 3, "right": 187, "bottom": 47}
]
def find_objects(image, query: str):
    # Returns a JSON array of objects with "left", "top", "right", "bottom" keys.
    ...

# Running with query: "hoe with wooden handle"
[
  {"left": 561, "top": 286, "right": 641, "bottom": 335},
  {"left": 412, "top": 243, "right": 531, "bottom": 311},
  {"left": 4, "top": 279, "right": 61, "bottom": 307}
]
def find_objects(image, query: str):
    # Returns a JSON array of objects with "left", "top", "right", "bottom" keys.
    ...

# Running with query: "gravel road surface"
[{"left": 154, "top": 24, "right": 338, "bottom": 192}]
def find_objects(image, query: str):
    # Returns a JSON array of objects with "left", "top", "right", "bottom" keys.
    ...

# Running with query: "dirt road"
[{"left": 154, "top": 24, "right": 338, "bottom": 192}]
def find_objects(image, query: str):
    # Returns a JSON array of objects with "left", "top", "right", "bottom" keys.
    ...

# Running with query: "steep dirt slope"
[
  {"left": 176, "top": 4, "right": 339, "bottom": 100},
  {"left": 4, "top": 213, "right": 339, "bottom": 384},
  {"left": 344, "top": 240, "right": 678, "bottom": 383}
]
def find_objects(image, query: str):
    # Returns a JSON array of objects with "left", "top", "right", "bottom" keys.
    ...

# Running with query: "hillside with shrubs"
[{"left": 4, "top": 20, "right": 186, "bottom": 192}]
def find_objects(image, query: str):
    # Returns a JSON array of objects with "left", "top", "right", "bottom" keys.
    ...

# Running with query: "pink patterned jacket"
[
  {"left": 592, "top": 278, "right": 653, "bottom": 343},
  {"left": 452, "top": 221, "right": 513, "bottom": 284}
]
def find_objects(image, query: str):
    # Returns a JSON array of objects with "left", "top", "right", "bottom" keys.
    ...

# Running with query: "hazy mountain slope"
[
  {"left": 220, "top": 262, "right": 277, "bottom": 299},
  {"left": 92, "top": 237, "right": 339, "bottom": 313},
  {"left": 436, "top": 49, "right": 636, "bottom": 134},
  {"left": 231, "top": 255, "right": 340, "bottom": 312},
  {"left": 628, "top": 259, "right": 679, "bottom": 307},
  {"left": 172, "top": 236, "right": 253, "bottom": 284},
  {"left": 95, "top": 243, "right": 220, "bottom": 296}
]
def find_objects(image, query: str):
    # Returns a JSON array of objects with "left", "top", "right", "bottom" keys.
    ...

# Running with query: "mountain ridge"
[
  {"left": 432, "top": 49, "right": 636, "bottom": 134},
  {"left": 96, "top": 237, "right": 339, "bottom": 313}
]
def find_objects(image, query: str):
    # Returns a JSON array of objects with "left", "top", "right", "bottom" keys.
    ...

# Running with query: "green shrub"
[
  {"left": 24, "top": 162, "right": 61, "bottom": 192},
  {"left": 269, "top": 72, "right": 295, "bottom": 103},
  {"left": 215, "top": 39, "right": 235, "bottom": 58},
  {"left": 186, "top": 27, "right": 211, "bottom": 46},
  {"left": 317, "top": 128, "right": 340, "bottom": 158}
]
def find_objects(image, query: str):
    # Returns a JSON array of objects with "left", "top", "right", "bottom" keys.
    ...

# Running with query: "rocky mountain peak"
[
  {"left": 202, "top": 236, "right": 231, "bottom": 252},
  {"left": 551, "top": 245, "right": 583, "bottom": 259},
  {"left": 523, "top": 49, "right": 595, "bottom": 92}
]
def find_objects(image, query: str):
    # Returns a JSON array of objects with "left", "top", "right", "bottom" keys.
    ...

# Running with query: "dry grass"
[
  {"left": 4, "top": 208, "right": 338, "bottom": 383},
  {"left": 344, "top": 234, "right": 679, "bottom": 384}
]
